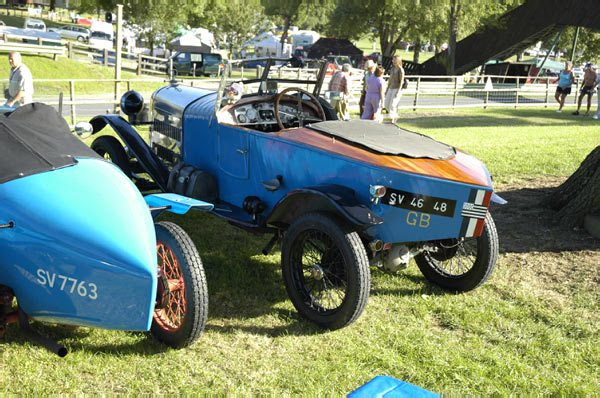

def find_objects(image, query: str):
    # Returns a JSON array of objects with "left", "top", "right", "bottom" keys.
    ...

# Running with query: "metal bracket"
[{"left": 0, "top": 221, "right": 14, "bottom": 229}]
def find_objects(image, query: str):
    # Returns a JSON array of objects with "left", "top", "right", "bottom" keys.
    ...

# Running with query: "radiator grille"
[{"left": 152, "top": 119, "right": 182, "bottom": 142}]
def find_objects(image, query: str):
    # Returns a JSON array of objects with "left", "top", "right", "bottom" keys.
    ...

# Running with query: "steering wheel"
[{"left": 274, "top": 87, "right": 326, "bottom": 130}]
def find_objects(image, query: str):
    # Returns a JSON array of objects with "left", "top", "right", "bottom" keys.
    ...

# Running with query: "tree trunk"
[
  {"left": 543, "top": 146, "right": 600, "bottom": 227},
  {"left": 413, "top": 40, "right": 422, "bottom": 63},
  {"left": 280, "top": 17, "right": 291, "bottom": 56},
  {"left": 448, "top": 0, "right": 459, "bottom": 75}
]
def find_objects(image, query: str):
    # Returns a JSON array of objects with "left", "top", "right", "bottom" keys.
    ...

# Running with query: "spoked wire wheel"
[
  {"left": 154, "top": 240, "right": 187, "bottom": 332},
  {"left": 294, "top": 229, "right": 348, "bottom": 311},
  {"left": 282, "top": 212, "right": 370, "bottom": 330},
  {"left": 151, "top": 222, "right": 208, "bottom": 347},
  {"left": 415, "top": 212, "right": 498, "bottom": 291}
]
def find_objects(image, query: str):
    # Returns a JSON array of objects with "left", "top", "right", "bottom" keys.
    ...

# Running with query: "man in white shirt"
[{"left": 6, "top": 52, "right": 34, "bottom": 108}]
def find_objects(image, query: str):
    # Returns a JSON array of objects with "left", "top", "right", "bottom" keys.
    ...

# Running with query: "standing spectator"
[
  {"left": 592, "top": 72, "right": 600, "bottom": 120},
  {"left": 361, "top": 65, "right": 385, "bottom": 121},
  {"left": 553, "top": 61, "right": 574, "bottom": 113},
  {"left": 384, "top": 55, "right": 405, "bottom": 123},
  {"left": 573, "top": 63, "right": 597, "bottom": 116},
  {"left": 5, "top": 52, "right": 33, "bottom": 108},
  {"left": 328, "top": 63, "right": 351, "bottom": 120},
  {"left": 359, "top": 59, "right": 376, "bottom": 116}
]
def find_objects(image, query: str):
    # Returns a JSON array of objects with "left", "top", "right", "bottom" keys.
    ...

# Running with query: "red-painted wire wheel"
[
  {"left": 154, "top": 241, "right": 187, "bottom": 332},
  {"left": 150, "top": 221, "right": 208, "bottom": 348}
]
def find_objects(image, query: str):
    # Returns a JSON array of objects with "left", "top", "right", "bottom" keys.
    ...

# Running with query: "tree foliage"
[
  {"left": 544, "top": 27, "right": 600, "bottom": 65},
  {"left": 261, "top": 0, "right": 302, "bottom": 47},
  {"left": 192, "top": 0, "right": 270, "bottom": 57},
  {"left": 325, "top": 0, "right": 522, "bottom": 67}
]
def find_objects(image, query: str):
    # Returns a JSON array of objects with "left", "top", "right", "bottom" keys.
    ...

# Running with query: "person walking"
[
  {"left": 359, "top": 59, "right": 376, "bottom": 116},
  {"left": 573, "top": 63, "right": 597, "bottom": 116},
  {"left": 328, "top": 63, "right": 351, "bottom": 120},
  {"left": 384, "top": 56, "right": 404, "bottom": 123},
  {"left": 5, "top": 52, "right": 33, "bottom": 108},
  {"left": 361, "top": 65, "right": 385, "bottom": 121},
  {"left": 553, "top": 61, "right": 574, "bottom": 113}
]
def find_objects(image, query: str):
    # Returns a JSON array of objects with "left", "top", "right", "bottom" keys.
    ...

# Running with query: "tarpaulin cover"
[
  {"left": 0, "top": 103, "right": 100, "bottom": 184},
  {"left": 308, "top": 120, "right": 456, "bottom": 160}
]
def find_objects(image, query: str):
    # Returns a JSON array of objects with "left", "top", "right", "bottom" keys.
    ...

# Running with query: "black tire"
[
  {"left": 77, "top": 36, "right": 84, "bottom": 42},
  {"left": 318, "top": 97, "right": 339, "bottom": 121},
  {"left": 415, "top": 212, "right": 498, "bottom": 291},
  {"left": 91, "top": 136, "right": 132, "bottom": 177},
  {"left": 151, "top": 221, "right": 208, "bottom": 348},
  {"left": 281, "top": 212, "right": 370, "bottom": 329}
]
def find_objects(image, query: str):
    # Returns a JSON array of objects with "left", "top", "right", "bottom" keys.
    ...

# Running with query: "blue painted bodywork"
[
  {"left": 0, "top": 158, "right": 157, "bottom": 331},
  {"left": 176, "top": 86, "right": 494, "bottom": 242},
  {"left": 98, "top": 82, "right": 502, "bottom": 245},
  {"left": 348, "top": 376, "right": 440, "bottom": 398}
]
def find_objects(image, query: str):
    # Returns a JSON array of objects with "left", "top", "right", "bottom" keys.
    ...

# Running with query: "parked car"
[
  {"left": 0, "top": 103, "right": 211, "bottom": 356},
  {"left": 88, "top": 57, "right": 504, "bottom": 330},
  {"left": 23, "top": 18, "right": 45, "bottom": 31},
  {"left": 48, "top": 24, "right": 90, "bottom": 42},
  {"left": 326, "top": 55, "right": 354, "bottom": 74},
  {"left": 168, "top": 51, "right": 224, "bottom": 77},
  {"left": 89, "top": 21, "right": 113, "bottom": 50}
]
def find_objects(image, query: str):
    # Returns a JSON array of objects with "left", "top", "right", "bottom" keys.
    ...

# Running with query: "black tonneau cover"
[
  {"left": 0, "top": 103, "right": 100, "bottom": 184},
  {"left": 308, "top": 120, "right": 456, "bottom": 160}
]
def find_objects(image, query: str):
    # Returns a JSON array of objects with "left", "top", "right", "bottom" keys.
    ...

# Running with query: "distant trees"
[
  {"left": 69, "top": 0, "right": 600, "bottom": 73},
  {"left": 192, "top": 0, "right": 270, "bottom": 58}
]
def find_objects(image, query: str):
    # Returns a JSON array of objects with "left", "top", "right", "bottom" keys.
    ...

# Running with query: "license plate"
[{"left": 381, "top": 188, "right": 457, "bottom": 217}]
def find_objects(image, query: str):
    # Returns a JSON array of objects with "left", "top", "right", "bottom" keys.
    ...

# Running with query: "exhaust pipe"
[{"left": 18, "top": 306, "right": 67, "bottom": 357}]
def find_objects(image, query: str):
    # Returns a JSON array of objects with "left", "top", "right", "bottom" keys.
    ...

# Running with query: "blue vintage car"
[
  {"left": 90, "top": 58, "right": 504, "bottom": 330},
  {"left": 0, "top": 103, "right": 212, "bottom": 355}
]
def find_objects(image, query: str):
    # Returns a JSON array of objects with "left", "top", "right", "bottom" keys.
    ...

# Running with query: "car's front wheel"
[
  {"left": 281, "top": 212, "right": 370, "bottom": 330},
  {"left": 77, "top": 36, "right": 84, "bottom": 42},
  {"left": 414, "top": 212, "right": 498, "bottom": 291},
  {"left": 151, "top": 221, "right": 208, "bottom": 347}
]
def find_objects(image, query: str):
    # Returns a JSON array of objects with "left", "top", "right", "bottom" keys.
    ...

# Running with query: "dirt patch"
[{"left": 490, "top": 177, "right": 600, "bottom": 293}]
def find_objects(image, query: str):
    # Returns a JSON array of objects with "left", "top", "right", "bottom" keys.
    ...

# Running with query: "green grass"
[
  {"left": 393, "top": 107, "right": 600, "bottom": 183},
  {"left": 355, "top": 35, "right": 436, "bottom": 63},
  {"left": 0, "top": 53, "right": 166, "bottom": 96},
  {"left": 1, "top": 107, "right": 599, "bottom": 392}
]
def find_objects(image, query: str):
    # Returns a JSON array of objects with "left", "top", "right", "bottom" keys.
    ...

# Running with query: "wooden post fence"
[{"left": 69, "top": 81, "right": 76, "bottom": 126}]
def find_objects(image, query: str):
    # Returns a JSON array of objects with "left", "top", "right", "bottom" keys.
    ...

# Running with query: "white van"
[
  {"left": 24, "top": 18, "right": 46, "bottom": 31},
  {"left": 89, "top": 21, "right": 114, "bottom": 50}
]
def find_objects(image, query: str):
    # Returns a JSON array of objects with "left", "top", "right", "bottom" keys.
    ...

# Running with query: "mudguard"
[
  {"left": 145, "top": 193, "right": 214, "bottom": 219},
  {"left": 90, "top": 114, "right": 170, "bottom": 192},
  {"left": 0, "top": 158, "right": 157, "bottom": 331},
  {"left": 265, "top": 184, "right": 384, "bottom": 230}
]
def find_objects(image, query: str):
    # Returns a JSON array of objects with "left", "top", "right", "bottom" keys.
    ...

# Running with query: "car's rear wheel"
[
  {"left": 415, "top": 212, "right": 498, "bottom": 291},
  {"left": 151, "top": 222, "right": 208, "bottom": 347},
  {"left": 91, "top": 135, "right": 132, "bottom": 177},
  {"left": 281, "top": 212, "right": 370, "bottom": 330}
]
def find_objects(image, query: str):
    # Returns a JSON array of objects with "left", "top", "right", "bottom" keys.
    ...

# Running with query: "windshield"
[
  {"left": 91, "top": 31, "right": 111, "bottom": 40},
  {"left": 204, "top": 54, "right": 221, "bottom": 64}
]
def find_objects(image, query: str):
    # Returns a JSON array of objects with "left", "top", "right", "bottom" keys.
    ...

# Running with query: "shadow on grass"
[
  {"left": 397, "top": 108, "right": 597, "bottom": 129},
  {"left": 492, "top": 180, "right": 599, "bottom": 254},
  {"left": 2, "top": 321, "right": 170, "bottom": 356}
]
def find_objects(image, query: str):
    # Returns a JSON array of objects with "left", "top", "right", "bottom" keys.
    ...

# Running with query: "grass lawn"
[
  {"left": 1, "top": 110, "right": 599, "bottom": 392},
  {"left": 355, "top": 35, "right": 436, "bottom": 63}
]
